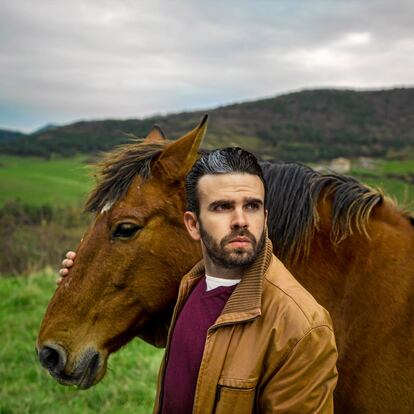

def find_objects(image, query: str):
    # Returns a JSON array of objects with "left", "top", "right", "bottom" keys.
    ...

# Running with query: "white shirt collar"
[{"left": 205, "top": 274, "right": 241, "bottom": 292}]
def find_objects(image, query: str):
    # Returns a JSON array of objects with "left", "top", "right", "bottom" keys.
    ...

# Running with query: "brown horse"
[{"left": 37, "top": 117, "right": 414, "bottom": 413}]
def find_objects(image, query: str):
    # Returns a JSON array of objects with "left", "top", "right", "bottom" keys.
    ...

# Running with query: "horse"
[{"left": 37, "top": 116, "right": 414, "bottom": 413}]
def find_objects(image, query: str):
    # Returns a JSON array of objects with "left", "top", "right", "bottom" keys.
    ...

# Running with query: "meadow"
[
  {"left": 350, "top": 159, "right": 414, "bottom": 209},
  {"left": 0, "top": 272, "right": 163, "bottom": 413},
  {"left": 0, "top": 156, "right": 93, "bottom": 207}
]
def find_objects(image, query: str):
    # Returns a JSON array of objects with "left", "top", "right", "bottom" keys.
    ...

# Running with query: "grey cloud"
[{"left": 1, "top": 0, "right": 414, "bottom": 131}]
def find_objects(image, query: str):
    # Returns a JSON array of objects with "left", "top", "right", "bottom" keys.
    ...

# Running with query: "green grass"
[
  {"left": 378, "top": 159, "right": 414, "bottom": 175},
  {"left": 350, "top": 159, "right": 414, "bottom": 208},
  {"left": 0, "top": 273, "right": 164, "bottom": 413},
  {"left": 0, "top": 156, "right": 94, "bottom": 207},
  {"left": 356, "top": 176, "right": 413, "bottom": 207},
  {"left": 351, "top": 159, "right": 414, "bottom": 176}
]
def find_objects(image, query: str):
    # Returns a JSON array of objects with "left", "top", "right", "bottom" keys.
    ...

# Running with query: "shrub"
[{"left": 0, "top": 201, "right": 89, "bottom": 276}]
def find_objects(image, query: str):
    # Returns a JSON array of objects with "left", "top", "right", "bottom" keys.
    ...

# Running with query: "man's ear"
[
  {"left": 183, "top": 211, "right": 201, "bottom": 241},
  {"left": 152, "top": 115, "right": 208, "bottom": 181}
]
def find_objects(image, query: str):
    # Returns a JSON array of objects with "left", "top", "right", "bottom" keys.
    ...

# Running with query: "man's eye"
[
  {"left": 214, "top": 204, "right": 231, "bottom": 211},
  {"left": 112, "top": 223, "right": 142, "bottom": 239},
  {"left": 246, "top": 203, "right": 260, "bottom": 210}
]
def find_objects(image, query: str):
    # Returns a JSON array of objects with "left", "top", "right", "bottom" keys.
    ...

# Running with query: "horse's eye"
[{"left": 112, "top": 223, "right": 141, "bottom": 239}]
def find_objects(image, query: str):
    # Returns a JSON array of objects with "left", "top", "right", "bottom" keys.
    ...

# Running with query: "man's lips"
[{"left": 227, "top": 237, "right": 253, "bottom": 247}]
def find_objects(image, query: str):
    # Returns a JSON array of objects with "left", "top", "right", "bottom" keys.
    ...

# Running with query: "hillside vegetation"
[
  {"left": 2, "top": 88, "right": 414, "bottom": 162},
  {"left": 0, "top": 128, "right": 25, "bottom": 140}
]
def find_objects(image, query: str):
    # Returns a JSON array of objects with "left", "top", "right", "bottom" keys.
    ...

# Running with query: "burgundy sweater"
[{"left": 161, "top": 277, "right": 237, "bottom": 414}]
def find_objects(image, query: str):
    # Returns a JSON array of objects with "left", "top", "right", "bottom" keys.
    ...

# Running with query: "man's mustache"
[{"left": 221, "top": 229, "right": 257, "bottom": 247}]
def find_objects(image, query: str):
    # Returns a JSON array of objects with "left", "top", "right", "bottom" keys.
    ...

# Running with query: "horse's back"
[{"left": 285, "top": 198, "right": 414, "bottom": 413}]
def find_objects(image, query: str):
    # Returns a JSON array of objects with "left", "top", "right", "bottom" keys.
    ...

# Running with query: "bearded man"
[
  {"left": 155, "top": 147, "right": 338, "bottom": 413},
  {"left": 60, "top": 147, "right": 338, "bottom": 413}
]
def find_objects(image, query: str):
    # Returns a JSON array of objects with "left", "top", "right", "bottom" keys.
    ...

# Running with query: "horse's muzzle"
[
  {"left": 38, "top": 342, "right": 67, "bottom": 374},
  {"left": 37, "top": 342, "right": 101, "bottom": 389}
]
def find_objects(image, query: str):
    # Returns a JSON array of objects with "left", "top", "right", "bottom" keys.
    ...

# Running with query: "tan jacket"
[{"left": 153, "top": 237, "right": 338, "bottom": 413}]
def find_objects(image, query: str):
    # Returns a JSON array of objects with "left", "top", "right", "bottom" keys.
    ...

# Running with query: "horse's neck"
[
  {"left": 284, "top": 233, "right": 349, "bottom": 313},
  {"left": 288, "top": 199, "right": 414, "bottom": 318}
]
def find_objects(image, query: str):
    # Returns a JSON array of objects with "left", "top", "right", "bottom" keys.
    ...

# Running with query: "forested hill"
[
  {"left": 2, "top": 88, "right": 414, "bottom": 162},
  {"left": 0, "top": 129, "right": 26, "bottom": 141}
]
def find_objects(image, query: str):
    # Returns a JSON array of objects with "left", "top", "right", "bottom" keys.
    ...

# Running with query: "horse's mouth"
[{"left": 77, "top": 352, "right": 101, "bottom": 389}]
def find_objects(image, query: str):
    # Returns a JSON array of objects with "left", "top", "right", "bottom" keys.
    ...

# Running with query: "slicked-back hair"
[{"left": 185, "top": 147, "right": 267, "bottom": 215}]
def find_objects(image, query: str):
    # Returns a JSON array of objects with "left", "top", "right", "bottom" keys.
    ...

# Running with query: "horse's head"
[{"left": 36, "top": 117, "right": 207, "bottom": 389}]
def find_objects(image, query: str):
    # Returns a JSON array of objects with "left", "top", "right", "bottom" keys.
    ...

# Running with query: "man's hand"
[{"left": 57, "top": 251, "right": 76, "bottom": 285}]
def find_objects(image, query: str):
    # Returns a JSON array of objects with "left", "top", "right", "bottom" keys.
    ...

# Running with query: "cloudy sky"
[{"left": 1, "top": 0, "right": 413, "bottom": 132}]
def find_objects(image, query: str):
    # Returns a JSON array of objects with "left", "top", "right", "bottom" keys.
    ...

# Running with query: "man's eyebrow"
[
  {"left": 244, "top": 197, "right": 264, "bottom": 205},
  {"left": 208, "top": 197, "right": 264, "bottom": 210},
  {"left": 208, "top": 200, "right": 235, "bottom": 210}
]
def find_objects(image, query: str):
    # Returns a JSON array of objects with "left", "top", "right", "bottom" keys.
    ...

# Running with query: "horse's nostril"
[
  {"left": 40, "top": 347, "right": 59, "bottom": 367},
  {"left": 38, "top": 345, "right": 66, "bottom": 373}
]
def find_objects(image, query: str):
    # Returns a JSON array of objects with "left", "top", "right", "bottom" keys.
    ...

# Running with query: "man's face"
[{"left": 195, "top": 173, "right": 267, "bottom": 269}]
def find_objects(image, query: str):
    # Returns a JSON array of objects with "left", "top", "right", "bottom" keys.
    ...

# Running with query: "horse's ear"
[
  {"left": 152, "top": 114, "right": 208, "bottom": 181},
  {"left": 145, "top": 125, "right": 167, "bottom": 143}
]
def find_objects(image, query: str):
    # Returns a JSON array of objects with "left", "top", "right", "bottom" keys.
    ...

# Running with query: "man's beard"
[{"left": 198, "top": 221, "right": 266, "bottom": 269}]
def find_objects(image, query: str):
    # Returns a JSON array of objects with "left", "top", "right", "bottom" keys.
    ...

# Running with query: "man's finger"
[
  {"left": 66, "top": 251, "right": 76, "bottom": 260},
  {"left": 62, "top": 259, "right": 74, "bottom": 268},
  {"left": 59, "top": 268, "right": 69, "bottom": 276},
  {"left": 56, "top": 277, "right": 63, "bottom": 285}
]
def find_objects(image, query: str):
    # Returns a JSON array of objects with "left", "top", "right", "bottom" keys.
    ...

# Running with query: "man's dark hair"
[{"left": 185, "top": 147, "right": 267, "bottom": 215}]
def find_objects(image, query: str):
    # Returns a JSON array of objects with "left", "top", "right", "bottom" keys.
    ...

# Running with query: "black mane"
[{"left": 261, "top": 162, "right": 384, "bottom": 263}]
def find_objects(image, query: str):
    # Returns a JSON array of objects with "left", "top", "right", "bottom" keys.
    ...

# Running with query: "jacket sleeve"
[{"left": 259, "top": 325, "right": 338, "bottom": 413}]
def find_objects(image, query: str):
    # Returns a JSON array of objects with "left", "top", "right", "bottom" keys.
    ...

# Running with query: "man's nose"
[{"left": 231, "top": 208, "right": 248, "bottom": 229}]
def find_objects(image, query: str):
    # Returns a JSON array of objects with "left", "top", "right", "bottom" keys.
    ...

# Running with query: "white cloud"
[
  {"left": 336, "top": 32, "right": 372, "bottom": 47},
  {"left": 282, "top": 48, "right": 353, "bottom": 70}
]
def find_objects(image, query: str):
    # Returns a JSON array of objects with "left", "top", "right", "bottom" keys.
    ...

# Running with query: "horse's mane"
[
  {"left": 85, "top": 138, "right": 410, "bottom": 264},
  {"left": 85, "top": 139, "right": 167, "bottom": 212},
  {"left": 261, "top": 162, "right": 387, "bottom": 263}
]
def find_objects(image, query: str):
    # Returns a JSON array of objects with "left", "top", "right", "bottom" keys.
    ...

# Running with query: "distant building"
[
  {"left": 312, "top": 164, "right": 325, "bottom": 172},
  {"left": 329, "top": 157, "right": 351, "bottom": 174},
  {"left": 358, "top": 157, "right": 376, "bottom": 170}
]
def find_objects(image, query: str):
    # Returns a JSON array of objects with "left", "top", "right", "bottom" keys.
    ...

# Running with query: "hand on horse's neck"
[{"left": 203, "top": 255, "right": 244, "bottom": 280}]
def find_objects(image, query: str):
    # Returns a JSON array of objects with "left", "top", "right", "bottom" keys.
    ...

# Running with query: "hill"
[
  {"left": 0, "top": 128, "right": 26, "bottom": 141},
  {"left": 2, "top": 88, "right": 414, "bottom": 162}
]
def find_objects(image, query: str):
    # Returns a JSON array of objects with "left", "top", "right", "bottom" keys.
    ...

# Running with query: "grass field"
[
  {"left": 0, "top": 273, "right": 164, "bottom": 413},
  {"left": 350, "top": 159, "right": 414, "bottom": 208},
  {"left": 0, "top": 156, "right": 94, "bottom": 207}
]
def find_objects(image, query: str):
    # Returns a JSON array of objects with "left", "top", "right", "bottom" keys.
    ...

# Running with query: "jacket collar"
[{"left": 185, "top": 235, "right": 274, "bottom": 324}]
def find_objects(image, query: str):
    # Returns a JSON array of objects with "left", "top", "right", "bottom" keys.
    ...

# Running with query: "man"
[{"left": 60, "top": 147, "right": 338, "bottom": 413}]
